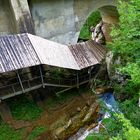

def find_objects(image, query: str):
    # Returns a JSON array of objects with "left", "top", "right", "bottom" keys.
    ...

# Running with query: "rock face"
[
  {"left": 45, "top": 103, "right": 99, "bottom": 140},
  {"left": 105, "top": 51, "right": 129, "bottom": 86},
  {"left": 106, "top": 51, "right": 114, "bottom": 79},
  {"left": 90, "top": 21, "right": 106, "bottom": 45},
  {"left": 35, "top": 94, "right": 99, "bottom": 140}
]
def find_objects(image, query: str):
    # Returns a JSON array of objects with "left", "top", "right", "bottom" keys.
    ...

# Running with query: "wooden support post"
[
  {"left": 12, "top": 85, "right": 16, "bottom": 93},
  {"left": 0, "top": 101, "right": 13, "bottom": 123},
  {"left": 39, "top": 65, "right": 45, "bottom": 88},
  {"left": 27, "top": 80, "right": 31, "bottom": 88},
  {"left": 88, "top": 67, "right": 91, "bottom": 81},
  {"left": 32, "top": 91, "right": 44, "bottom": 108},
  {"left": 88, "top": 67, "right": 93, "bottom": 89},
  {"left": 16, "top": 71, "right": 25, "bottom": 93},
  {"left": 77, "top": 72, "right": 79, "bottom": 88}
]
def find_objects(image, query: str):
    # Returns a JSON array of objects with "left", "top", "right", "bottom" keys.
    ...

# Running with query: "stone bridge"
[{"left": 0, "top": 0, "right": 118, "bottom": 44}]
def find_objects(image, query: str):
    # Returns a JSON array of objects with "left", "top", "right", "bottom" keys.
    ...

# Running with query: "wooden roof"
[{"left": 0, "top": 33, "right": 106, "bottom": 73}]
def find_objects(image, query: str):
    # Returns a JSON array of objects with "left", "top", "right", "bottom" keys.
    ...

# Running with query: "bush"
[
  {"left": 0, "top": 121, "right": 24, "bottom": 140},
  {"left": 108, "top": 0, "right": 140, "bottom": 97},
  {"left": 27, "top": 126, "right": 47, "bottom": 140},
  {"left": 8, "top": 95, "right": 43, "bottom": 121},
  {"left": 120, "top": 99, "right": 140, "bottom": 129},
  {"left": 79, "top": 11, "right": 101, "bottom": 39}
]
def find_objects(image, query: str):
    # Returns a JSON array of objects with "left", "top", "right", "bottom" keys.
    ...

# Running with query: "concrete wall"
[
  {"left": 29, "top": 0, "right": 77, "bottom": 44},
  {"left": 0, "top": 0, "right": 15, "bottom": 35},
  {"left": 29, "top": 0, "right": 118, "bottom": 44},
  {"left": 0, "top": 0, "right": 118, "bottom": 43},
  {"left": 9, "top": 0, "right": 35, "bottom": 34}
]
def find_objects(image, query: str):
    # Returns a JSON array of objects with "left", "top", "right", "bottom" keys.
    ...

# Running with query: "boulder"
[{"left": 52, "top": 103, "right": 99, "bottom": 140}]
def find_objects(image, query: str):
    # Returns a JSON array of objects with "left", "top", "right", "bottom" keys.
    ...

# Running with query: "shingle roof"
[{"left": 0, "top": 33, "right": 106, "bottom": 73}]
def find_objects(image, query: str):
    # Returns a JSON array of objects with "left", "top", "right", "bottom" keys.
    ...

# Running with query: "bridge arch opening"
[{"left": 78, "top": 5, "right": 119, "bottom": 42}]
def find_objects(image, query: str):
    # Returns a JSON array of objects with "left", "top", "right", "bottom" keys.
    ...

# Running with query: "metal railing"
[{"left": 0, "top": 71, "right": 96, "bottom": 100}]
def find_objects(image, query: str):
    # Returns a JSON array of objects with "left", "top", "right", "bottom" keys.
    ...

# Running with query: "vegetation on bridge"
[{"left": 79, "top": 11, "right": 101, "bottom": 40}]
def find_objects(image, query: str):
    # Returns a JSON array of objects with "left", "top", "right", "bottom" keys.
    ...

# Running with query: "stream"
[{"left": 68, "top": 92, "right": 120, "bottom": 140}]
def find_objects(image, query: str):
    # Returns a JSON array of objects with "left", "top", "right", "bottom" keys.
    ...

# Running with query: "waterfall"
[{"left": 68, "top": 92, "right": 120, "bottom": 140}]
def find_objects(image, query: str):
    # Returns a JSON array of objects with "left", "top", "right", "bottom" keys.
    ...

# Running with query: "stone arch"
[
  {"left": 74, "top": 0, "right": 117, "bottom": 31},
  {"left": 78, "top": 4, "right": 119, "bottom": 42},
  {"left": 28, "top": 0, "right": 118, "bottom": 44},
  {"left": 99, "top": 5, "right": 119, "bottom": 24}
]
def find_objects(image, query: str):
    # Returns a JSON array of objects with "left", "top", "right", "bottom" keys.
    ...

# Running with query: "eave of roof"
[{"left": 0, "top": 33, "right": 106, "bottom": 74}]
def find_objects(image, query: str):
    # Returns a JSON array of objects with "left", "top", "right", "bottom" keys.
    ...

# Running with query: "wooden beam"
[
  {"left": 77, "top": 72, "right": 79, "bottom": 88},
  {"left": 56, "top": 87, "right": 73, "bottom": 95},
  {"left": 39, "top": 65, "right": 45, "bottom": 88},
  {"left": 16, "top": 71, "right": 25, "bottom": 93},
  {"left": 0, "top": 101, "right": 13, "bottom": 123},
  {"left": 88, "top": 67, "right": 91, "bottom": 81},
  {"left": 44, "top": 83, "right": 71, "bottom": 88}
]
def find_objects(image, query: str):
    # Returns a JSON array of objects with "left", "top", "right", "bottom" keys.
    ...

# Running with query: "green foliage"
[
  {"left": 0, "top": 121, "right": 24, "bottom": 140},
  {"left": 8, "top": 96, "right": 43, "bottom": 121},
  {"left": 86, "top": 133, "right": 107, "bottom": 140},
  {"left": 108, "top": 0, "right": 140, "bottom": 95},
  {"left": 111, "top": 114, "right": 140, "bottom": 140},
  {"left": 121, "top": 63, "right": 140, "bottom": 95},
  {"left": 79, "top": 11, "right": 101, "bottom": 39},
  {"left": 27, "top": 126, "right": 47, "bottom": 140},
  {"left": 105, "top": 0, "right": 140, "bottom": 139},
  {"left": 49, "top": 68, "right": 69, "bottom": 81},
  {"left": 120, "top": 99, "right": 140, "bottom": 129},
  {"left": 87, "top": 114, "right": 140, "bottom": 140}
]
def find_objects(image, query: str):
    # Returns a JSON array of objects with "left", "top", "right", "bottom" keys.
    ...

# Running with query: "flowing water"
[{"left": 68, "top": 92, "right": 120, "bottom": 140}]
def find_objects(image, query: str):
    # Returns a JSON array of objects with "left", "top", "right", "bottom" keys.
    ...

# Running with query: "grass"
[
  {"left": 79, "top": 11, "right": 101, "bottom": 40},
  {"left": 0, "top": 121, "right": 24, "bottom": 140},
  {"left": 0, "top": 124, "right": 47, "bottom": 140},
  {"left": 7, "top": 95, "right": 43, "bottom": 121},
  {"left": 27, "top": 126, "right": 47, "bottom": 140}
]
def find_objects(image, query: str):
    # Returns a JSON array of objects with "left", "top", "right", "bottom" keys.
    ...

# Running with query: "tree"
[{"left": 108, "top": 0, "right": 140, "bottom": 97}]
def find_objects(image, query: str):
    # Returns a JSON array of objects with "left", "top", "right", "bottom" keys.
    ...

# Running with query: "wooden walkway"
[{"left": 0, "top": 71, "right": 96, "bottom": 101}]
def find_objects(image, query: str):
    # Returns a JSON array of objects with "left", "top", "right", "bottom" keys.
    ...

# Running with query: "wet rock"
[
  {"left": 52, "top": 103, "right": 99, "bottom": 140},
  {"left": 77, "top": 107, "right": 81, "bottom": 112},
  {"left": 37, "top": 93, "right": 99, "bottom": 140},
  {"left": 90, "top": 21, "right": 106, "bottom": 45},
  {"left": 55, "top": 127, "right": 66, "bottom": 138},
  {"left": 87, "top": 123, "right": 98, "bottom": 131},
  {"left": 106, "top": 51, "right": 113, "bottom": 79},
  {"left": 86, "top": 100, "right": 90, "bottom": 106},
  {"left": 105, "top": 51, "right": 128, "bottom": 85},
  {"left": 64, "top": 119, "right": 72, "bottom": 129},
  {"left": 95, "top": 87, "right": 113, "bottom": 95},
  {"left": 82, "top": 103, "right": 98, "bottom": 124}
]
